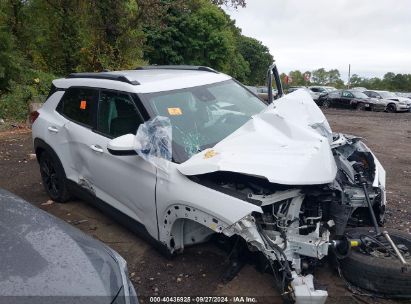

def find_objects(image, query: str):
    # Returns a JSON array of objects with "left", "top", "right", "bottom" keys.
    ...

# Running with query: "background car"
[
  {"left": 352, "top": 87, "right": 368, "bottom": 91},
  {"left": 245, "top": 85, "right": 258, "bottom": 94},
  {"left": 309, "top": 86, "right": 336, "bottom": 94},
  {"left": 308, "top": 86, "right": 336, "bottom": 105},
  {"left": 395, "top": 92, "right": 411, "bottom": 100},
  {"left": 363, "top": 90, "right": 411, "bottom": 112},
  {"left": 256, "top": 86, "right": 270, "bottom": 101},
  {"left": 288, "top": 86, "right": 319, "bottom": 101},
  {"left": 0, "top": 188, "right": 138, "bottom": 304},
  {"left": 322, "top": 89, "right": 386, "bottom": 111},
  {"left": 245, "top": 86, "right": 273, "bottom": 101}
]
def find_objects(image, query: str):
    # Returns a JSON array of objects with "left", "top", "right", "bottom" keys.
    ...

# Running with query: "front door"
[
  {"left": 341, "top": 91, "right": 354, "bottom": 108},
  {"left": 84, "top": 89, "right": 158, "bottom": 239}
]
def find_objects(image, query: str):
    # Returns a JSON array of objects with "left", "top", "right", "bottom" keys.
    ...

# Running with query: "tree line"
[
  {"left": 1, "top": 0, "right": 410, "bottom": 120},
  {"left": 281, "top": 68, "right": 411, "bottom": 92},
  {"left": 349, "top": 73, "right": 411, "bottom": 92},
  {"left": 0, "top": 0, "right": 273, "bottom": 120}
]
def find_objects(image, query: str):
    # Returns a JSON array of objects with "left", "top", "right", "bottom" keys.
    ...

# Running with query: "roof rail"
[
  {"left": 67, "top": 73, "right": 140, "bottom": 85},
  {"left": 135, "top": 65, "right": 219, "bottom": 74}
]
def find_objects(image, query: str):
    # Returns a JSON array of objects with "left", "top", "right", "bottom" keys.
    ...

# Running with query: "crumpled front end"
[
  {"left": 176, "top": 90, "right": 386, "bottom": 302},
  {"left": 207, "top": 133, "right": 386, "bottom": 303}
]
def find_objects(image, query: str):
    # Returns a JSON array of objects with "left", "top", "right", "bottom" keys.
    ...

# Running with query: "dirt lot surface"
[{"left": 0, "top": 109, "right": 410, "bottom": 304}]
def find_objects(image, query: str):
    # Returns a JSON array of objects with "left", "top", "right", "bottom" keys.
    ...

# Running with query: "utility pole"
[{"left": 347, "top": 64, "right": 351, "bottom": 89}]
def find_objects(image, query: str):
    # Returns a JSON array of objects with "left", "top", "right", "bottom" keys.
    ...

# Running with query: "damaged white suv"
[{"left": 33, "top": 65, "right": 398, "bottom": 302}]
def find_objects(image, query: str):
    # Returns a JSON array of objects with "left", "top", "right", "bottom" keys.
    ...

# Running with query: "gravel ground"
[{"left": 0, "top": 109, "right": 410, "bottom": 304}]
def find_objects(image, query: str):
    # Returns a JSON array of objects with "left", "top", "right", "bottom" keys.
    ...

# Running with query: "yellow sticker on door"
[{"left": 167, "top": 107, "right": 182, "bottom": 115}]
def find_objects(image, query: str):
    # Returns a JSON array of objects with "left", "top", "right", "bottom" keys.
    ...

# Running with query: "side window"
[
  {"left": 342, "top": 91, "right": 353, "bottom": 98},
  {"left": 311, "top": 88, "right": 319, "bottom": 92},
  {"left": 58, "top": 87, "right": 98, "bottom": 127},
  {"left": 97, "top": 90, "right": 143, "bottom": 138}
]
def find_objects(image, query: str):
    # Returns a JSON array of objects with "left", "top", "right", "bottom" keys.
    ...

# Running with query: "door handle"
[
  {"left": 47, "top": 126, "right": 59, "bottom": 133},
  {"left": 90, "top": 145, "right": 104, "bottom": 153}
]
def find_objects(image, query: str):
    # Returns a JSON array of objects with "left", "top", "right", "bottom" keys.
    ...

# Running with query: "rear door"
[
  {"left": 84, "top": 89, "right": 158, "bottom": 239},
  {"left": 55, "top": 87, "right": 99, "bottom": 182}
]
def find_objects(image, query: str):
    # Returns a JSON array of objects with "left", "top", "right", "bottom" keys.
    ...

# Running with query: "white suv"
[{"left": 32, "top": 66, "right": 387, "bottom": 302}]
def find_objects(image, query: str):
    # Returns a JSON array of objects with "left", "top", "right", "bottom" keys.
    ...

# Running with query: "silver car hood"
[
  {"left": 389, "top": 96, "right": 411, "bottom": 104},
  {"left": 178, "top": 90, "right": 338, "bottom": 185}
]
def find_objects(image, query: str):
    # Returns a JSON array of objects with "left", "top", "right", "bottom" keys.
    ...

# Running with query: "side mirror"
[{"left": 107, "top": 134, "right": 139, "bottom": 156}]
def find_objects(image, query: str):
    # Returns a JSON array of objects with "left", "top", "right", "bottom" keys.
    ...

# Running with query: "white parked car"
[
  {"left": 33, "top": 66, "right": 394, "bottom": 303},
  {"left": 363, "top": 90, "right": 411, "bottom": 112}
]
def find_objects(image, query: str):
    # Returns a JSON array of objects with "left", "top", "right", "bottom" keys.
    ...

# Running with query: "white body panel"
[
  {"left": 76, "top": 130, "right": 158, "bottom": 238},
  {"left": 32, "top": 92, "right": 78, "bottom": 181},
  {"left": 33, "top": 94, "right": 158, "bottom": 238}
]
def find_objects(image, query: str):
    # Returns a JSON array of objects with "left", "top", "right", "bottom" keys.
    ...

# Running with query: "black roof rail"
[
  {"left": 135, "top": 65, "right": 219, "bottom": 74},
  {"left": 67, "top": 72, "right": 140, "bottom": 85}
]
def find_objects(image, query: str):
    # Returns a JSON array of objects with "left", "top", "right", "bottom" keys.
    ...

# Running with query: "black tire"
[
  {"left": 387, "top": 103, "right": 397, "bottom": 113},
  {"left": 339, "top": 227, "right": 411, "bottom": 298},
  {"left": 322, "top": 99, "right": 331, "bottom": 108},
  {"left": 356, "top": 103, "right": 366, "bottom": 111},
  {"left": 39, "top": 150, "right": 71, "bottom": 203}
]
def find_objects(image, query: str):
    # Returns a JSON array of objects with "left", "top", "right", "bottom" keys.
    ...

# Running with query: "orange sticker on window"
[
  {"left": 80, "top": 100, "right": 87, "bottom": 110},
  {"left": 167, "top": 107, "right": 182, "bottom": 115}
]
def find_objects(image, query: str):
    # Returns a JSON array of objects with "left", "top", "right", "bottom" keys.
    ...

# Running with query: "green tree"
[
  {"left": 237, "top": 36, "right": 272, "bottom": 85},
  {"left": 78, "top": 0, "right": 145, "bottom": 71},
  {"left": 0, "top": 2, "right": 24, "bottom": 90},
  {"left": 349, "top": 74, "right": 363, "bottom": 87},
  {"left": 288, "top": 70, "right": 304, "bottom": 86},
  {"left": 328, "top": 69, "right": 341, "bottom": 84},
  {"left": 144, "top": 0, "right": 250, "bottom": 81},
  {"left": 311, "top": 68, "right": 343, "bottom": 87},
  {"left": 311, "top": 68, "right": 328, "bottom": 85}
]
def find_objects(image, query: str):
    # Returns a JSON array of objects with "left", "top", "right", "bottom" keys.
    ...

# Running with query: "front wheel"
[
  {"left": 387, "top": 103, "right": 397, "bottom": 113},
  {"left": 356, "top": 103, "right": 366, "bottom": 111},
  {"left": 322, "top": 99, "right": 331, "bottom": 108},
  {"left": 339, "top": 227, "right": 411, "bottom": 298},
  {"left": 39, "top": 151, "right": 71, "bottom": 203}
]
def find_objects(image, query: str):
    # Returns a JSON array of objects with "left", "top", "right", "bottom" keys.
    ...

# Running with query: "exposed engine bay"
[{"left": 190, "top": 132, "right": 386, "bottom": 302}]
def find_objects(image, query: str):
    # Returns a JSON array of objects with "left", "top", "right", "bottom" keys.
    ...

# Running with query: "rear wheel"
[
  {"left": 39, "top": 151, "right": 71, "bottom": 203},
  {"left": 339, "top": 227, "right": 411, "bottom": 298},
  {"left": 387, "top": 103, "right": 397, "bottom": 113}
]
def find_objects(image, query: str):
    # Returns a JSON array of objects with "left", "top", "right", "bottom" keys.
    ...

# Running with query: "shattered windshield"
[{"left": 140, "top": 80, "right": 266, "bottom": 163}]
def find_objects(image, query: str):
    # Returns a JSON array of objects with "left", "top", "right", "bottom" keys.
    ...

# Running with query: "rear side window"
[
  {"left": 97, "top": 90, "right": 143, "bottom": 138},
  {"left": 57, "top": 88, "right": 98, "bottom": 127},
  {"left": 342, "top": 91, "right": 353, "bottom": 98}
]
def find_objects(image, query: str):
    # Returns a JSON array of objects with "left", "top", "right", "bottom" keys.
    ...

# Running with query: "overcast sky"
[{"left": 224, "top": 0, "right": 411, "bottom": 81}]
